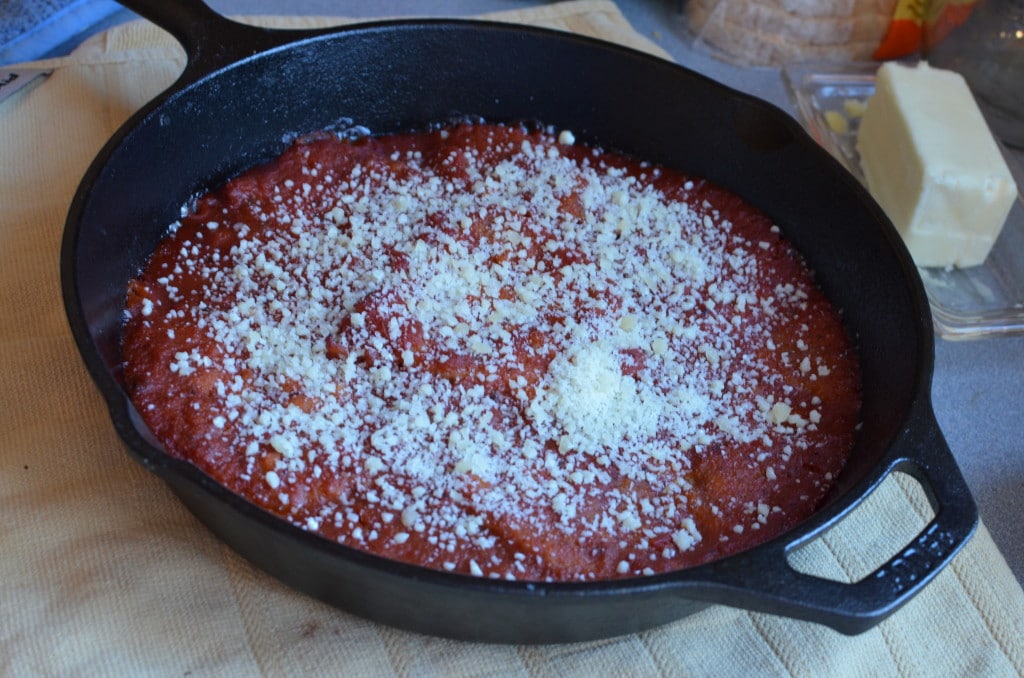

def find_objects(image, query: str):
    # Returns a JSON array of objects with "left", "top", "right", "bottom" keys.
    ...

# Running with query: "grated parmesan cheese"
[{"left": 122, "top": 123, "right": 859, "bottom": 582}]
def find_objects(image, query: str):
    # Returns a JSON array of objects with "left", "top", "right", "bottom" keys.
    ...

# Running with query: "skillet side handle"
[
  {"left": 116, "top": 0, "right": 303, "bottom": 82},
  {"left": 698, "top": 413, "right": 978, "bottom": 635}
]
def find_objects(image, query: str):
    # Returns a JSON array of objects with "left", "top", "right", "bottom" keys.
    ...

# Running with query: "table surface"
[{"left": 27, "top": 0, "right": 1024, "bottom": 585}]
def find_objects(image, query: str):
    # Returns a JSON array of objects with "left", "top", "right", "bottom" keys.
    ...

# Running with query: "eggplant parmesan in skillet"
[{"left": 123, "top": 123, "right": 861, "bottom": 582}]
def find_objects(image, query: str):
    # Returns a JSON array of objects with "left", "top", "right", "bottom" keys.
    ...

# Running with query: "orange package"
[{"left": 874, "top": 0, "right": 979, "bottom": 60}]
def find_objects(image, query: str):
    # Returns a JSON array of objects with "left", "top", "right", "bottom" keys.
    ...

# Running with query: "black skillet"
[{"left": 61, "top": 0, "right": 978, "bottom": 643}]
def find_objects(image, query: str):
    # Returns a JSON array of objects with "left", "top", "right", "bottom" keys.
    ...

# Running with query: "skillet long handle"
[
  {"left": 115, "top": 0, "right": 318, "bottom": 83},
  {"left": 689, "top": 406, "right": 978, "bottom": 635}
]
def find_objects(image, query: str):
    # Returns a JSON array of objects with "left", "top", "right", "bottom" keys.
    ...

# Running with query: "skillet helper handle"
[
  {"left": 701, "top": 410, "right": 978, "bottom": 635},
  {"left": 116, "top": 0, "right": 305, "bottom": 83}
]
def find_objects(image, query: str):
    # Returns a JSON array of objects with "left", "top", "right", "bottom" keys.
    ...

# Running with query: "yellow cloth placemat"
[{"left": 1, "top": 2, "right": 1022, "bottom": 674}]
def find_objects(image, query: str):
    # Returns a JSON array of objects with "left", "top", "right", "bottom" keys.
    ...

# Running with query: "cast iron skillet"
[{"left": 61, "top": 0, "right": 978, "bottom": 643}]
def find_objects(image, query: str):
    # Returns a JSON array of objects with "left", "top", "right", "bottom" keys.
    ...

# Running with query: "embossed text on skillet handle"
[{"left": 685, "top": 410, "right": 979, "bottom": 635}]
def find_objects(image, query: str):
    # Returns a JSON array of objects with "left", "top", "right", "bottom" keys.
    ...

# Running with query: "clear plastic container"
[{"left": 784, "top": 62, "right": 1024, "bottom": 340}]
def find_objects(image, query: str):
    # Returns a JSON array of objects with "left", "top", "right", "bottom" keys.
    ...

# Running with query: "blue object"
[{"left": 0, "top": 0, "right": 123, "bottom": 64}]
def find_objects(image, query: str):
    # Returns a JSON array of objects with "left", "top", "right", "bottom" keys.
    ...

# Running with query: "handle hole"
[{"left": 785, "top": 471, "right": 935, "bottom": 583}]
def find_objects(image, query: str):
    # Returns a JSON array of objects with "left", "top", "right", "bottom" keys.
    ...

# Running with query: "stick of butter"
[{"left": 856, "top": 62, "right": 1017, "bottom": 268}]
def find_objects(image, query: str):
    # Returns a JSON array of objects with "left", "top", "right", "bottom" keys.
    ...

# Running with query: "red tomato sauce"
[{"left": 123, "top": 123, "right": 861, "bottom": 581}]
